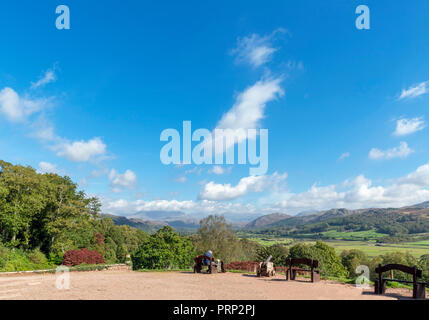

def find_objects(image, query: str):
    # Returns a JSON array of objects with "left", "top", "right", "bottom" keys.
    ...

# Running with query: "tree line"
[{"left": 0, "top": 160, "right": 147, "bottom": 271}]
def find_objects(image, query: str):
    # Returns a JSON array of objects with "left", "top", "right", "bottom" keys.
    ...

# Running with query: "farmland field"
[{"left": 239, "top": 234, "right": 429, "bottom": 258}]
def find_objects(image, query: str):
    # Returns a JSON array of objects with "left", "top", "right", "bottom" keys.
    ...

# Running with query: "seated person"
[{"left": 203, "top": 250, "right": 215, "bottom": 266}]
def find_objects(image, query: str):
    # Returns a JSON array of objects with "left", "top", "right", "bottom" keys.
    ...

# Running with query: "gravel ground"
[{"left": 0, "top": 270, "right": 417, "bottom": 300}]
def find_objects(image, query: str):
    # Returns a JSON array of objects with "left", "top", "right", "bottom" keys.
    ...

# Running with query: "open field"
[
  {"left": 241, "top": 235, "right": 429, "bottom": 258},
  {"left": 0, "top": 269, "right": 417, "bottom": 300}
]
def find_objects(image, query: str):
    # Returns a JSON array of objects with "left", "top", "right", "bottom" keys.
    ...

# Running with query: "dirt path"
[{"left": 0, "top": 270, "right": 416, "bottom": 300}]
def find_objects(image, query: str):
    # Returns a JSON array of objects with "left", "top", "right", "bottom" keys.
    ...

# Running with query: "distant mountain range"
[
  {"left": 102, "top": 201, "right": 429, "bottom": 236},
  {"left": 101, "top": 214, "right": 200, "bottom": 233},
  {"left": 243, "top": 202, "right": 429, "bottom": 237}
]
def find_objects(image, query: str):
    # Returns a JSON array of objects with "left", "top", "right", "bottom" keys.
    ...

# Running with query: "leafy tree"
[
  {"left": 418, "top": 255, "right": 429, "bottom": 282},
  {"left": 288, "top": 241, "right": 348, "bottom": 278},
  {"left": 194, "top": 215, "right": 241, "bottom": 263},
  {"left": 131, "top": 226, "right": 195, "bottom": 270},
  {"left": 237, "top": 238, "right": 262, "bottom": 262},
  {"left": 289, "top": 242, "right": 315, "bottom": 260},
  {"left": 0, "top": 160, "right": 150, "bottom": 270},
  {"left": 256, "top": 244, "right": 289, "bottom": 266},
  {"left": 341, "top": 249, "right": 369, "bottom": 278}
]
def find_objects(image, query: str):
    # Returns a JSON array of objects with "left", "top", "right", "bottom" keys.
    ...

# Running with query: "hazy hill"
[
  {"left": 101, "top": 214, "right": 166, "bottom": 233},
  {"left": 101, "top": 214, "right": 200, "bottom": 233},
  {"left": 245, "top": 213, "right": 291, "bottom": 228}
]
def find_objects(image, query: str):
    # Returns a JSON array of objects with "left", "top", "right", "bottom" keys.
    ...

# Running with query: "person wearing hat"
[{"left": 204, "top": 250, "right": 214, "bottom": 266}]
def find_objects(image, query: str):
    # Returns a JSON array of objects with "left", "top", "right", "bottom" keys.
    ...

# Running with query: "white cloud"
[
  {"left": 398, "top": 81, "right": 428, "bottom": 100},
  {"left": 232, "top": 28, "right": 287, "bottom": 67},
  {"left": 31, "top": 68, "right": 57, "bottom": 89},
  {"left": 37, "top": 161, "right": 60, "bottom": 174},
  {"left": 109, "top": 169, "right": 137, "bottom": 192},
  {"left": 102, "top": 163, "right": 429, "bottom": 218},
  {"left": 199, "top": 77, "right": 283, "bottom": 163},
  {"left": 273, "top": 163, "right": 429, "bottom": 214},
  {"left": 369, "top": 142, "right": 413, "bottom": 160},
  {"left": 0, "top": 87, "right": 49, "bottom": 122},
  {"left": 56, "top": 138, "right": 106, "bottom": 162},
  {"left": 394, "top": 117, "right": 425, "bottom": 136},
  {"left": 217, "top": 78, "right": 284, "bottom": 131},
  {"left": 102, "top": 197, "right": 262, "bottom": 219},
  {"left": 209, "top": 166, "right": 231, "bottom": 175},
  {"left": 198, "top": 172, "right": 287, "bottom": 201},
  {"left": 338, "top": 152, "right": 350, "bottom": 161},
  {"left": 397, "top": 163, "right": 429, "bottom": 187}
]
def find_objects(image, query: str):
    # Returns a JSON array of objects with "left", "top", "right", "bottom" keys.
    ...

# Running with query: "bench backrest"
[
  {"left": 287, "top": 258, "right": 319, "bottom": 269},
  {"left": 375, "top": 264, "right": 422, "bottom": 278}
]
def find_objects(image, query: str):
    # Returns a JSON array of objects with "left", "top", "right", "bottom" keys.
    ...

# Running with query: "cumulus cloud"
[
  {"left": 109, "top": 169, "right": 137, "bottom": 192},
  {"left": 56, "top": 138, "right": 107, "bottom": 162},
  {"left": 37, "top": 161, "right": 60, "bottom": 174},
  {"left": 368, "top": 142, "right": 413, "bottom": 160},
  {"left": 398, "top": 81, "right": 428, "bottom": 100},
  {"left": 231, "top": 28, "right": 287, "bottom": 67},
  {"left": 102, "top": 197, "right": 262, "bottom": 219},
  {"left": 272, "top": 163, "right": 429, "bottom": 213},
  {"left": 394, "top": 117, "right": 425, "bottom": 136},
  {"left": 31, "top": 68, "right": 57, "bottom": 89},
  {"left": 102, "top": 163, "right": 429, "bottom": 218},
  {"left": 0, "top": 87, "right": 49, "bottom": 122},
  {"left": 198, "top": 172, "right": 287, "bottom": 201},
  {"left": 397, "top": 163, "right": 429, "bottom": 187}
]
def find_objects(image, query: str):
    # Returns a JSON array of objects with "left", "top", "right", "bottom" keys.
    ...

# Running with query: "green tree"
[
  {"left": 131, "top": 226, "right": 195, "bottom": 270},
  {"left": 194, "top": 215, "right": 240, "bottom": 263},
  {"left": 341, "top": 249, "right": 370, "bottom": 278},
  {"left": 418, "top": 255, "right": 429, "bottom": 282},
  {"left": 256, "top": 244, "right": 289, "bottom": 266},
  {"left": 288, "top": 241, "right": 348, "bottom": 278}
]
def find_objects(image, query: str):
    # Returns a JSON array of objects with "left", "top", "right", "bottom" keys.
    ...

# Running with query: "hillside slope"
[{"left": 245, "top": 213, "right": 291, "bottom": 228}]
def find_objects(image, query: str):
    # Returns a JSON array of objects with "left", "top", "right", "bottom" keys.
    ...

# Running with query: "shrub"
[
  {"left": 132, "top": 226, "right": 196, "bottom": 270},
  {"left": 256, "top": 244, "right": 289, "bottom": 266},
  {"left": 289, "top": 242, "right": 315, "bottom": 260},
  {"left": 0, "top": 248, "right": 52, "bottom": 272},
  {"left": 418, "top": 254, "right": 429, "bottom": 282},
  {"left": 28, "top": 249, "right": 48, "bottom": 265},
  {"left": 341, "top": 249, "right": 370, "bottom": 278},
  {"left": 288, "top": 241, "right": 348, "bottom": 278},
  {"left": 62, "top": 248, "right": 105, "bottom": 266},
  {"left": 48, "top": 252, "right": 64, "bottom": 265}
]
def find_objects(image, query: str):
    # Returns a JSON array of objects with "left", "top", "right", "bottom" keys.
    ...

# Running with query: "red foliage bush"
[
  {"left": 62, "top": 248, "right": 105, "bottom": 266},
  {"left": 225, "top": 261, "right": 260, "bottom": 272}
]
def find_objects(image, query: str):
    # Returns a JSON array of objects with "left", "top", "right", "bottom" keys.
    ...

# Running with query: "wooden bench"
[
  {"left": 374, "top": 264, "right": 427, "bottom": 299},
  {"left": 286, "top": 258, "right": 320, "bottom": 282}
]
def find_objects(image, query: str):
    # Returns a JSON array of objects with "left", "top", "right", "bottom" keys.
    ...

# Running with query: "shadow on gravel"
[
  {"left": 361, "top": 291, "right": 414, "bottom": 301},
  {"left": 241, "top": 274, "right": 258, "bottom": 278}
]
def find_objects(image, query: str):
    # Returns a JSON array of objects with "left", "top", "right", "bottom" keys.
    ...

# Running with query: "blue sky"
[{"left": 1, "top": 1, "right": 429, "bottom": 221}]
